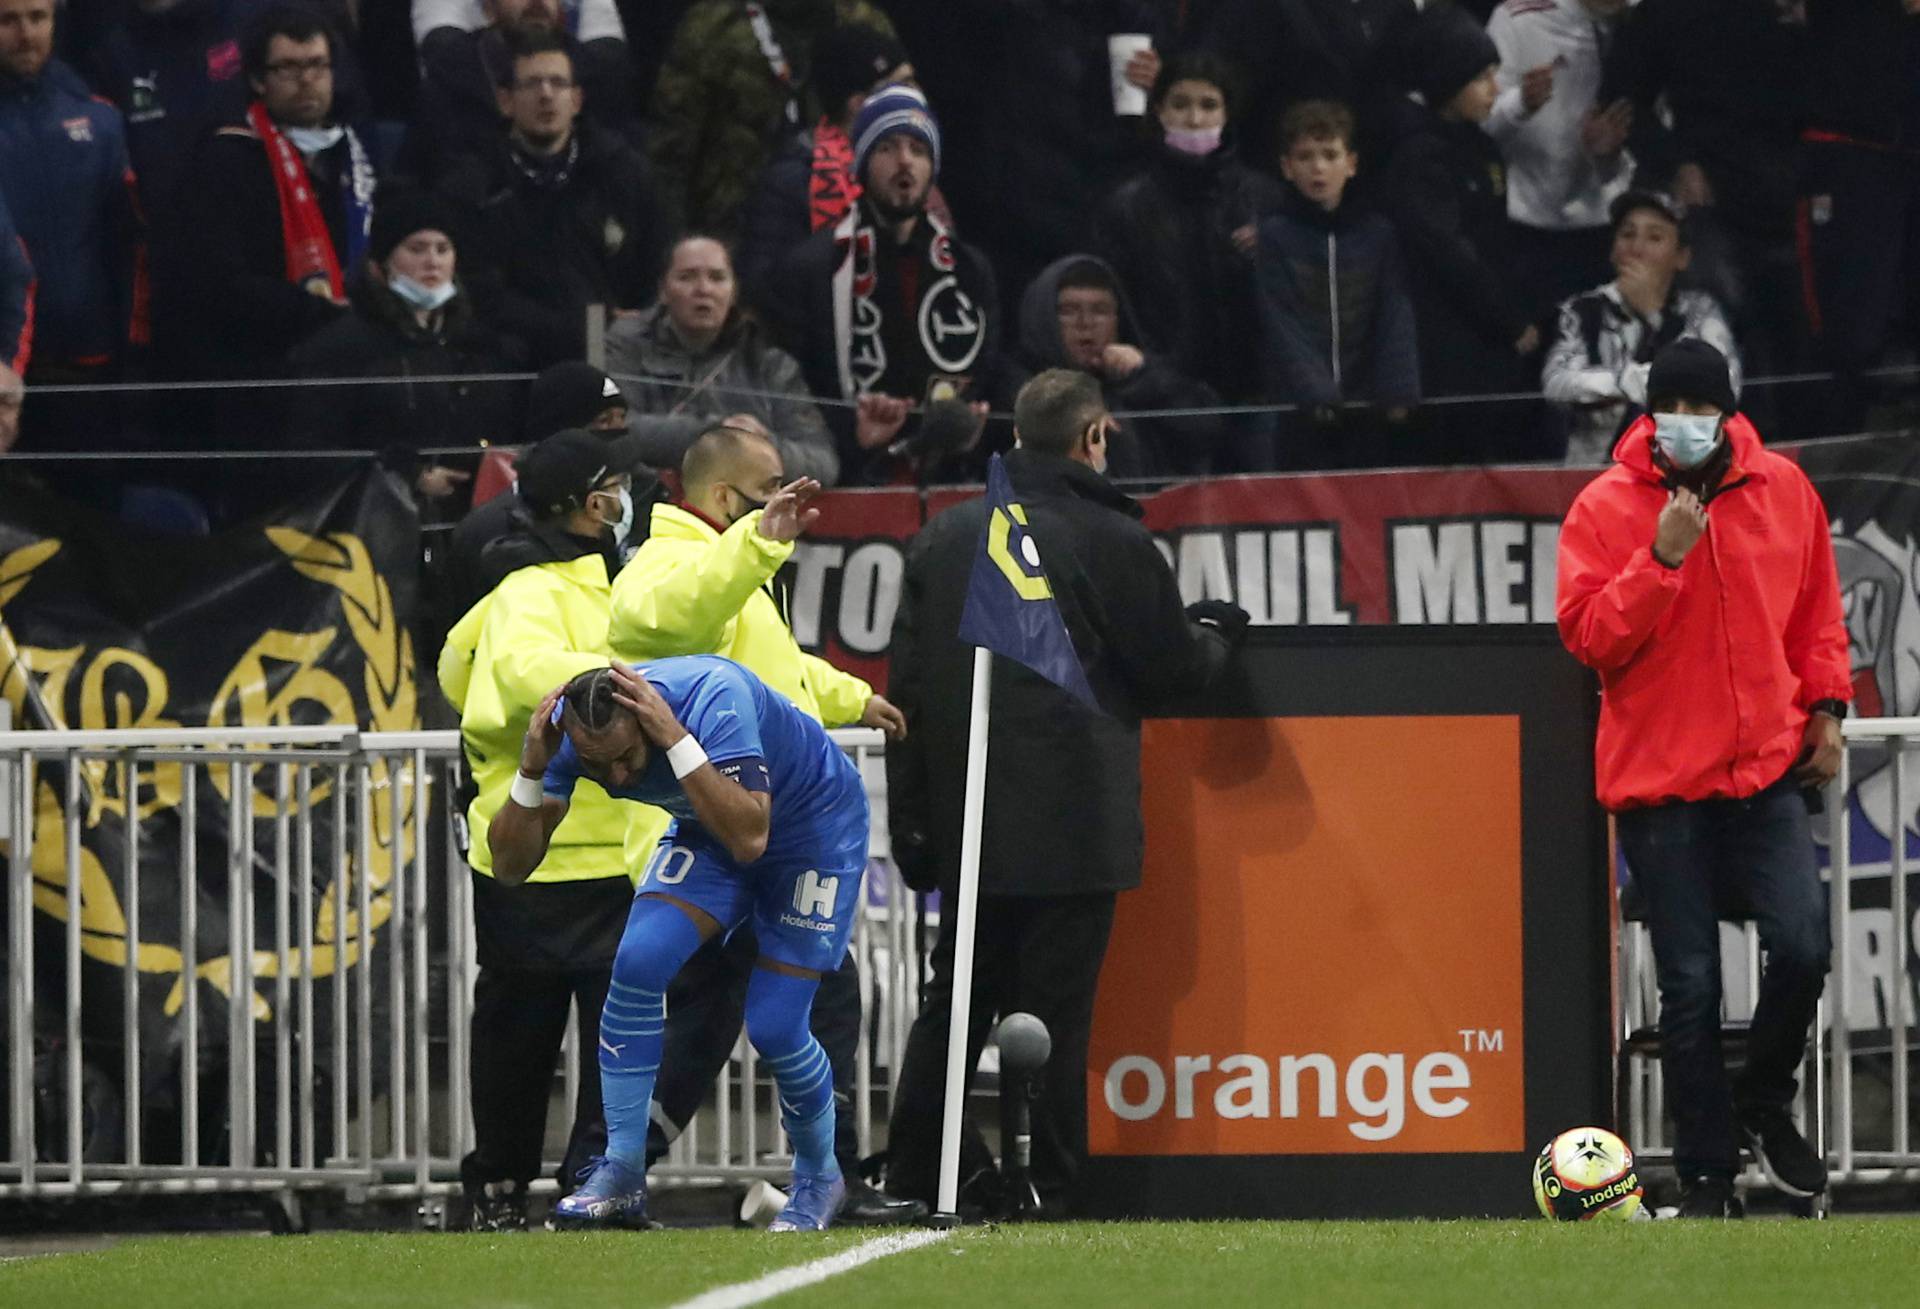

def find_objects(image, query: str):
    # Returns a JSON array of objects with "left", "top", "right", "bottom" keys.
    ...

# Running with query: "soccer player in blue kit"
[{"left": 487, "top": 656, "right": 868, "bottom": 1231}]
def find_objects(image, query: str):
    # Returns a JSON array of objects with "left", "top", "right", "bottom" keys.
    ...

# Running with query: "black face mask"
[{"left": 724, "top": 484, "right": 770, "bottom": 525}]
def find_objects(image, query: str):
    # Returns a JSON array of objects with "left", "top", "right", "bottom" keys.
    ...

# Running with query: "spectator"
[
  {"left": 436, "top": 427, "right": 638, "bottom": 1231},
  {"left": 0, "top": 0, "right": 147, "bottom": 419},
  {"left": 1797, "top": 0, "right": 1920, "bottom": 435},
  {"left": 1015, "top": 255, "right": 1222, "bottom": 477},
  {"left": 1256, "top": 98, "right": 1420, "bottom": 471},
  {"left": 1483, "top": 0, "right": 1635, "bottom": 319},
  {"left": 604, "top": 421, "right": 916, "bottom": 1226},
  {"left": 737, "top": 22, "right": 913, "bottom": 305},
  {"left": 1543, "top": 190, "right": 1739, "bottom": 466},
  {"left": 171, "top": 3, "right": 374, "bottom": 387},
  {"left": 442, "top": 28, "right": 668, "bottom": 366},
  {"left": 648, "top": 0, "right": 897, "bottom": 237},
  {"left": 1377, "top": 2, "right": 1540, "bottom": 463},
  {"left": 605, "top": 234, "right": 838, "bottom": 483},
  {"left": 287, "top": 185, "right": 527, "bottom": 513},
  {"left": 432, "top": 360, "right": 652, "bottom": 652},
  {"left": 882, "top": 369, "right": 1241, "bottom": 1216},
  {"left": 402, "top": 0, "right": 639, "bottom": 188},
  {"left": 966, "top": 0, "right": 1168, "bottom": 302},
  {"left": 1198, "top": 0, "right": 1417, "bottom": 168},
  {"left": 1556, "top": 338, "right": 1848, "bottom": 1218},
  {"left": 0, "top": 189, "right": 29, "bottom": 374},
  {"left": 1602, "top": 0, "right": 1808, "bottom": 425},
  {"left": 772, "top": 86, "right": 1003, "bottom": 484},
  {"left": 1092, "top": 51, "right": 1284, "bottom": 464},
  {"left": 0, "top": 361, "right": 20, "bottom": 452}
]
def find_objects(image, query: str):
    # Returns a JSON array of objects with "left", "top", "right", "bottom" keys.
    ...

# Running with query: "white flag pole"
[{"left": 933, "top": 644, "right": 993, "bottom": 1221}]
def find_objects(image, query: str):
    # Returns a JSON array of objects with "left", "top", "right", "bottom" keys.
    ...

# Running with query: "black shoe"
[
  {"left": 1677, "top": 1175, "right": 1745, "bottom": 1219},
  {"left": 1739, "top": 1103, "right": 1829, "bottom": 1198},
  {"left": 837, "top": 1179, "right": 929, "bottom": 1226},
  {"left": 468, "top": 1181, "right": 529, "bottom": 1232}
]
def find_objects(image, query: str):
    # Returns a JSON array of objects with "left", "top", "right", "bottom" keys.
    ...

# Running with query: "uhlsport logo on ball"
[{"left": 1532, "top": 1126, "right": 1644, "bottom": 1221}]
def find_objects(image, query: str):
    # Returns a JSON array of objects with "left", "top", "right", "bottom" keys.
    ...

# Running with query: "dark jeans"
[
  {"left": 885, "top": 890, "right": 1117, "bottom": 1211},
  {"left": 645, "top": 928, "right": 865, "bottom": 1178},
  {"left": 1615, "top": 773, "right": 1830, "bottom": 1180},
  {"left": 463, "top": 964, "right": 611, "bottom": 1193}
]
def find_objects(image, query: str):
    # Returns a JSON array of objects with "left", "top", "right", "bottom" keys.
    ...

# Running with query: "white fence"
[
  {"left": 0, "top": 725, "right": 925, "bottom": 1210},
  {"left": 1620, "top": 716, "right": 1920, "bottom": 1191}
]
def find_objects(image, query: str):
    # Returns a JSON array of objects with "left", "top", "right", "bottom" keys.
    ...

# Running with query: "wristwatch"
[{"left": 1810, "top": 698, "right": 1849, "bottom": 721}]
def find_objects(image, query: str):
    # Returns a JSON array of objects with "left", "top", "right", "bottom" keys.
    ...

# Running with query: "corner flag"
[{"left": 957, "top": 454, "right": 1098, "bottom": 708}]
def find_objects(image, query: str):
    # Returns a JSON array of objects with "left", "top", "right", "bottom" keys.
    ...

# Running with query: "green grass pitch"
[{"left": 7, "top": 1219, "right": 1920, "bottom": 1308}]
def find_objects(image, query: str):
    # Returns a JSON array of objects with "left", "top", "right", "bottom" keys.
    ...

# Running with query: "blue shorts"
[{"left": 635, "top": 820, "right": 868, "bottom": 971}]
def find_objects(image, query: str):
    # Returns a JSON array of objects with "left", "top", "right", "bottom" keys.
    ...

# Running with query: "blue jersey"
[{"left": 542, "top": 655, "right": 865, "bottom": 863}]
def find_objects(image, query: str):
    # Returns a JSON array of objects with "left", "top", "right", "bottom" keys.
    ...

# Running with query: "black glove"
[{"left": 1186, "top": 599, "right": 1251, "bottom": 649}]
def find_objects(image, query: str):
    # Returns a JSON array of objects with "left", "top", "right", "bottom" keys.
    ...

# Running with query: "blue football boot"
[
  {"left": 768, "top": 1173, "right": 847, "bottom": 1232},
  {"left": 549, "top": 1156, "right": 652, "bottom": 1229}
]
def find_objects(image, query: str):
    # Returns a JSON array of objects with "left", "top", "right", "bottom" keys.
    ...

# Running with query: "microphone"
[
  {"left": 886, "top": 396, "right": 979, "bottom": 461},
  {"left": 996, "top": 1012, "right": 1052, "bottom": 1218}
]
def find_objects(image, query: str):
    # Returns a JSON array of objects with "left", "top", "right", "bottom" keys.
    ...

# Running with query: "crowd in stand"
[{"left": 0, "top": 0, "right": 1917, "bottom": 523}]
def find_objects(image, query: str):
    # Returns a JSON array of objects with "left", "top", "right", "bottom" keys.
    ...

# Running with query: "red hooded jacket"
[{"left": 1556, "top": 413, "right": 1851, "bottom": 811}]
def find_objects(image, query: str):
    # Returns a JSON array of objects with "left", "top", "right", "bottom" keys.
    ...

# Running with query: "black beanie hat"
[
  {"left": 1646, "top": 338, "right": 1738, "bottom": 415},
  {"left": 516, "top": 429, "right": 613, "bottom": 519},
  {"left": 1410, "top": 4, "right": 1499, "bottom": 110},
  {"left": 368, "top": 185, "right": 462, "bottom": 265},
  {"left": 526, "top": 361, "right": 625, "bottom": 440},
  {"left": 811, "top": 24, "right": 908, "bottom": 118}
]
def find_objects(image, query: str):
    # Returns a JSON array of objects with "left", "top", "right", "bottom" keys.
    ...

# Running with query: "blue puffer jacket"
[{"left": 0, "top": 60, "right": 145, "bottom": 368}]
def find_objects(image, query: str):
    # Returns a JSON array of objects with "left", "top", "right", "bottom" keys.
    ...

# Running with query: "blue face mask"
[
  {"left": 1653, "top": 411, "right": 1721, "bottom": 470},
  {"left": 389, "top": 273, "right": 457, "bottom": 312}
]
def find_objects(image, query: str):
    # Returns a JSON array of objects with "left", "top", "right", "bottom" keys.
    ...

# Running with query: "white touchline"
[{"left": 664, "top": 1229, "right": 952, "bottom": 1309}]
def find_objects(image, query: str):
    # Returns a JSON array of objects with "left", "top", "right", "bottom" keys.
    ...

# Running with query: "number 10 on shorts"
[{"left": 642, "top": 843, "right": 696, "bottom": 886}]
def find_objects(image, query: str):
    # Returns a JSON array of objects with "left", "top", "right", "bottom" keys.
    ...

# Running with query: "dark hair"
[
  {"left": 1149, "top": 51, "right": 1244, "bottom": 122},
  {"left": 1014, "top": 369, "right": 1106, "bottom": 457},
  {"left": 681, "top": 421, "right": 771, "bottom": 491},
  {"left": 1279, "top": 99, "right": 1356, "bottom": 153},
  {"left": 243, "top": 3, "right": 336, "bottom": 83},
  {"left": 562, "top": 667, "right": 622, "bottom": 733},
  {"left": 1056, "top": 258, "right": 1118, "bottom": 299},
  {"left": 666, "top": 231, "right": 739, "bottom": 273},
  {"left": 498, "top": 27, "right": 574, "bottom": 87}
]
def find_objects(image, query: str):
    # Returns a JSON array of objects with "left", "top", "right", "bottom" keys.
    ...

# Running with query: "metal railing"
[
  {"left": 1619, "top": 716, "right": 1920, "bottom": 1189},
  {"left": 0, "top": 725, "right": 926, "bottom": 1207}
]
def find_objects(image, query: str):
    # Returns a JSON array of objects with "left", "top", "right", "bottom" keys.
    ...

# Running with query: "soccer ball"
[{"left": 1532, "top": 1126, "right": 1644, "bottom": 1221}]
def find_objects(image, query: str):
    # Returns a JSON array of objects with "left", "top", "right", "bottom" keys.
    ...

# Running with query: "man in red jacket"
[{"left": 1557, "top": 338, "right": 1850, "bottom": 1218}]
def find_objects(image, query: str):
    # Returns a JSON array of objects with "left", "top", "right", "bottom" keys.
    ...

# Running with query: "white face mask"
[
  {"left": 389, "top": 273, "right": 456, "bottom": 312},
  {"left": 599, "top": 485, "right": 634, "bottom": 547},
  {"left": 1164, "top": 125, "right": 1223, "bottom": 157},
  {"left": 283, "top": 123, "right": 344, "bottom": 154},
  {"left": 1653, "top": 411, "right": 1722, "bottom": 469}
]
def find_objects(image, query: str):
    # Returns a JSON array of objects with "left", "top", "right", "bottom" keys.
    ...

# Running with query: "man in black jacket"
[
  {"left": 440, "top": 28, "right": 668, "bottom": 366},
  {"left": 881, "top": 368, "right": 1245, "bottom": 1214}
]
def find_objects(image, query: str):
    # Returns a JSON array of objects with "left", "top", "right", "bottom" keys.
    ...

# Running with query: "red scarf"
[
  {"left": 247, "top": 100, "right": 344, "bottom": 301},
  {"left": 808, "top": 120, "right": 858, "bottom": 232}
]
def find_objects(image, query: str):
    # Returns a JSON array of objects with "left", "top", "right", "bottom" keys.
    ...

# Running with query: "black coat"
[
  {"left": 441, "top": 123, "right": 669, "bottom": 366},
  {"left": 885, "top": 449, "right": 1230, "bottom": 897},
  {"left": 1093, "top": 145, "right": 1284, "bottom": 403},
  {"left": 1800, "top": 0, "right": 1920, "bottom": 149}
]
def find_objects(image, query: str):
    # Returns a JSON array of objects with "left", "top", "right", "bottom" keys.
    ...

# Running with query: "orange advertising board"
[{"left": 1088, "top": 715, "right": 1526, "bottom": 1156}]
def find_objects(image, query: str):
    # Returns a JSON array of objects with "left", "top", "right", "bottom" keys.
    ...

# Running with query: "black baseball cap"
[
  {"left": 515, "top": 429, "right": 620, "bottom": 518},
  {"left": 1609, "top": 188, "right": 1687, "bottom": 233},
  {"left": 526, "top": 361, "right": 628, "bottom": 440}
]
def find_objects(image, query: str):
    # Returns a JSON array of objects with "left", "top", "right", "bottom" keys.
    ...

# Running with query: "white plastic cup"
[
  {"left": 1108, "top": 34, "right": 1152, "bottom": 116},
  {"left": 739, "top": 1179, "right": 788, "bottom": 1228}
]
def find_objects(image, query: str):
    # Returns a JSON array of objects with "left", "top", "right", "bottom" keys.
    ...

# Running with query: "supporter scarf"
[
  {"left": 807, "top": 120, "right": 858, "bottom": 232},
  {"left": 245, "top": 101, "right": 374, "bottom": 301},
  {"left": 829, "top": 201, "right": 984, "bottom": 400}
]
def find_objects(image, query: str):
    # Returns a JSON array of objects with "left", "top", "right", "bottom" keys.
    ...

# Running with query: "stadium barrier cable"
[
  {"left": 0, "top": 726, "right": 923, "bottom": 1215},
  {"left": 7, "top": 362, "right": 1918, "bottom": 464}
]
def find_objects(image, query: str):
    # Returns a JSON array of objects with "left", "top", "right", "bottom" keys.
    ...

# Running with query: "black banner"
[{"left": 0, "top": 466, "right": 420, "bottom": 1165}]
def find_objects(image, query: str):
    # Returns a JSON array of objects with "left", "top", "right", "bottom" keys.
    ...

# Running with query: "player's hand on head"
[
  {"left": 521, "top": 683, "right": 568, "bottom": 776},
  {"left": 861, "top": 693, "right": 908, "bottom": 741},
  {"left": 756, "top": 477, "right": 823, "bottom": 543},
  {"left": 606, "top": 661, "right": 687, "bottom": 747}
]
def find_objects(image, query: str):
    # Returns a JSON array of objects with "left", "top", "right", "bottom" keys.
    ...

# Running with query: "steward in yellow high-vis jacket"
[
  {"left": 435, "top": 431, "right": 659, "bottom": 1232},
  {"left": 604, "top": 420, "right": 921, "bottom": 1225}
]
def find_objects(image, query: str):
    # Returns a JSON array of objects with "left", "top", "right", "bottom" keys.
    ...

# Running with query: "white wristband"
[
  {"left": 509, "top": 772, "right": 545, "bottom": 809},
  {"left": 666, "top": 735, "right": 708, "bottom": 780}
]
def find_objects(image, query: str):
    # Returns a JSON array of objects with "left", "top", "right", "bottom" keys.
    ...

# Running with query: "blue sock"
[
  {"left": 599, "top": 897, "right": 705, "bottom": 1171},
  {"left": 745, "top": 967, "right": 839, "bottom": 1181}
]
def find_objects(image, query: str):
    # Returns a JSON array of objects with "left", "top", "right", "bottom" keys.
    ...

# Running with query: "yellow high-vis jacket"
[
  {"left": 608, "top": 503, "right": 872, "bottom": 726},
  {"left": 438, "top": 554, "right": 669, "bottom": 883}
]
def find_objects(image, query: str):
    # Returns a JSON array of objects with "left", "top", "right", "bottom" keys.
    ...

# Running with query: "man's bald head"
[{"left": 682, "top": 423, "right": 784, "bottom": 526}]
